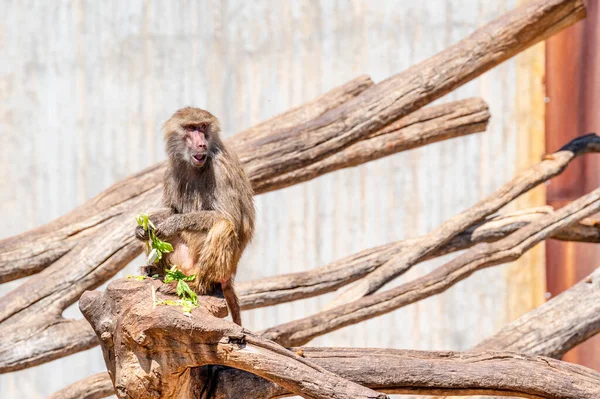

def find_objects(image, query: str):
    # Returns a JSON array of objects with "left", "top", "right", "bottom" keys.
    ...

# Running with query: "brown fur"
[{"left": 136, "top": 107, "right": 254, "bottom": 325}]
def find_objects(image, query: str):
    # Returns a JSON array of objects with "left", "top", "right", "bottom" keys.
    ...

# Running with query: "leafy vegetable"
[
  {"left": 136, "top": 213, "right": 173, "bottom": 263},
  {"left": 165, "top": 266, "right": 199, "bottom": 306},
  {"left": 136, "top": 213, "right": 199, "bottom": 313}
]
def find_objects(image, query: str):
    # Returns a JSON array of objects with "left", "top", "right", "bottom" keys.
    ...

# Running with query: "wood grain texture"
[
  {"left": 79, "top": 278, "right": 388, "bottom": 399},
  {"left": 325, "top": 132, "right": 599, "bottom": 309},
  {"left": 262, "top": 136, "right": 600, "bottom": 346},
  {"left": 475, "top": 266, "right": 600, "bottom": 358},
  {"left": 78, "top": 276, "right": 600, "bottom": 399},
  {"left": 238, "top": 207, "right": 600, "bottom": 310},
  {"left": 46, "top": 349, "right": 600, "bottom": 399},
  {"left": 59, "top": 265, "right": 600, "bottom": 399}
]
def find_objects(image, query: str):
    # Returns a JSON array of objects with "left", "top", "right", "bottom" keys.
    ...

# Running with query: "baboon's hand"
[{"left": 135, "top": 225, "right": 149, "bottom": 241}]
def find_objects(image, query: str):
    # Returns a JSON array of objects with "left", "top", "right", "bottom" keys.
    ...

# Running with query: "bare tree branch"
[
  {"left": 262, "top": 183, "right": 600, "bottom": 346},
  {"left": 238, "top": 207, "right": 600, "bottom": 309},
  {"left": 242, "top": 0, "right": 585, "bottom": 185},
  {"left": 59, "top": 336, "right": 600, "bottom": 399},
  {"left": 326, "top": 133, "right": 600, "bottom": 308},
  {"left": 253, "top": 97, "right": 489, "bottom": 193},
  {"left": 475, "top": 266, "right": 600, "bottom": 358},
  {"left": 79, "top": 279, "right": 387, "bottom": 399}
]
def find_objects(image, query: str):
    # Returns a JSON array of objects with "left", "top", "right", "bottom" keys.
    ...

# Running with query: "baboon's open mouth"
[{"left": 191, "top": 153, "right": 207, "bottom": 166}]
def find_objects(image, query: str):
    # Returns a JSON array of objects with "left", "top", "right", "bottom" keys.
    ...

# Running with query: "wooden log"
[
  {"left": 79, "top": 278, "right": 387, "bottom": 399},
  {"left": 261, "top": 183, "right": 600, "bottom": 346},
  {"left": 238, "top": 208, "right": 600, "bottom": 310},
  {"left": 253, "top": 97, "right": 489, "bottom": 193},
  {"left": 50, "top": 348, "right": 600, "bottom": 399},
  {"left": 475, "top": 266, "right": 600, "bottom": 358},
  {"left": 241, "top": 0, "right": 585, "bottom": 185},
  {"left": 53, "top": 266, "right": 600, "bottom": 399},
  {"left": 326, "top": 133, "right": 600, "bottom": 309},
  {"left": 0, "top": 98, "right": 488, "bottom": 374}
]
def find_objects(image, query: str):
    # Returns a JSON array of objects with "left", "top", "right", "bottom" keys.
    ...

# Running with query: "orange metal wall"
[{"left": 545, "top": 0, "right": 600, "bottom": 370}]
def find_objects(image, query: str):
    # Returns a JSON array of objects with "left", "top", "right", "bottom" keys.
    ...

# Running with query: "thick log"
[
  {"left": 253, "top": 97, "right": 489, "bottom": 193},
  {"left": 52, "top": 348, "right": 600, "bottom": 399},
  {"left": 262, "top": 184, "right": 600, "bottom": 346},
  {"left": 242, "top": 0, "right": 586, "bottom": 185},
  {"left": 79, "top": 278, "right": 387, "bottom": 399},
  {"left": 0, "top": 98, "right": 488, "bottom": 374},
  {"left": 326, "top": 133, "right": 600, "bottom": 308},
  {"left": 475, "top": 266, "right": 600, "bottom": 358},
  {"left": 238, "top": 207, "right": 600, "bottom": 309}
]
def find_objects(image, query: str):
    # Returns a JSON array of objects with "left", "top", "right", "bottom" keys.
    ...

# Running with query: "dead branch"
[
  {"left": 79, "top": 278, "right": 387, "bottom": 399},
  {"left": 0, "top": 97, "right": 487, "bottom": 375},
  {"left": 238, "top": 207, "right": 600, "bottom": 310},
  {"left": 253, "top": 97, "right": 489, "bottom": 193},
  {"left": 432, "top": 267, "right": 600, "bottom": 399},
  {"left": 262, "top": 183, "right": 600, "bottom": 347},
  {"left": 241, "top": 0, "right": 585, "bottom": 185},
  {"left": 326, "top": 133, "right": 600, "bottom": 309},
  {"left": 475, "top": 266, "right": 600, "bottom": 358},
  {"left": 64, "top": 320, "right": 600, "bottom": 399},
  {"left": 206, "top": 348, "right": 600, "bottom": 399}
]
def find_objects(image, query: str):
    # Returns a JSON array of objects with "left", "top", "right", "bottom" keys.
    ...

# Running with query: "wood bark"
[
  {"left": 238, "top": 207, "right": 600, "bottom": 309},
  {"left": 241, "top": 0, "right": 585, "bottom": 185},
  {"left": 262, "top": 180, "right": 600, "bottom": 346},
  {"left": 79, "top": 278, "right": 387, "bottom": 399},
  {"left": 326, "top": 133, "right": 600, "bottom": 309},
  {"left": 54, "top": 266, "right": 600, "bottom": 399},
  {"left": 54, "top": 350, "right": 600, "bottom": 399},
  {"left": 253, "top": 97, "right": 489, "bottom": 193},
  {"left": 475, "top": 266, "right": 600, "bottom": 358},
  {"left": 78, "top": 277, "right": 600, "bottom": 399},
  {"left": 0, "top": 98, "right": 487, "bottom": 374}
]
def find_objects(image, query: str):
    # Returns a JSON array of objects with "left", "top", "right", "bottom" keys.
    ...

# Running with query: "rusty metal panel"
[{"left": 545, "top": 1, "right": 600, "bottom": 370}]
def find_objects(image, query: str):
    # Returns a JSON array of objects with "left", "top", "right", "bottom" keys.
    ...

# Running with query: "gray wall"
[{"left": 1, "top": 0, "right": 538, "bottom": 397}]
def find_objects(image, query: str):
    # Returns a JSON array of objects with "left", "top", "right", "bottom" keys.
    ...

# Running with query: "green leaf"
[{"left": 136, "top": 213, "right": 150, "bottom": 231}]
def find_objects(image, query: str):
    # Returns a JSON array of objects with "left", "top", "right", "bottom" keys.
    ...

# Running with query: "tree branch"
[
  {"left": 242, "top": 0, "right": 585, "bottom": 184},
  {"left": 79, "top": 279, "right": 387, "bottom": 399},
  {"left": 238, "top": 207, "right": 600, "bottom": 309},
  {"left": 253, "top": 97, "right": 489, "bottom": 193},
  {"left": 262, "top": 183, "right": 600, "bottom": 346},
  {"left": 326, "top": 133, "right": 600, "bottom": 309},
  {"left": 475, "top": 266, "right": 600, "bottom": 358},
  {"left": 51, "top": 348, "right": 600, "bottom": 399}
]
